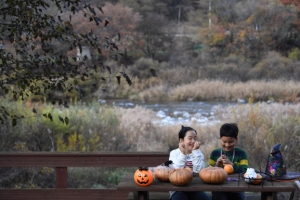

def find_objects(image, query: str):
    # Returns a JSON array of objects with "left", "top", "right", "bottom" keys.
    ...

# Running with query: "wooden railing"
[{"left": 0, "top": 152, "right": 169, "bottom": 200}]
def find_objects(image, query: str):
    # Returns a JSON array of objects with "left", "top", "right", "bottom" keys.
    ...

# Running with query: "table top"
[{"left": 117, "top": 173, "right": 296, "bottom": 193}]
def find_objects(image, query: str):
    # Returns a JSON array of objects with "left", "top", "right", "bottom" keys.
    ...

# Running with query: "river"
[{"left": 100, "top": 99, "right": 237, "bottom": 126}]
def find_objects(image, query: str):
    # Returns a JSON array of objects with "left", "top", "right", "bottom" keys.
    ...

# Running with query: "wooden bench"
[{"left": 0, "top": 152, "right": 169, "bottom": 200}]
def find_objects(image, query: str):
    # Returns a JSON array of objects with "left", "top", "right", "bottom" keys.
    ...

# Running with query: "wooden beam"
[
  {"left": 0, "top": 189, "right": 129, "bottom": 200},
  {"left": 0, "top": 152, "right": 169, "bottom": 167}
]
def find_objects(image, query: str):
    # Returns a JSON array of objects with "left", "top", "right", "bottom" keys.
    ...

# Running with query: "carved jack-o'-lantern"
[{"left": 134, "top": 167, "right": 154, "bottom": 187}]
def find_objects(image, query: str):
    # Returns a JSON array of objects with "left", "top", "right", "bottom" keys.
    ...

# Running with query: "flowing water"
[{"left": 101, "top": 99, "right": 237, "bottom": 126}]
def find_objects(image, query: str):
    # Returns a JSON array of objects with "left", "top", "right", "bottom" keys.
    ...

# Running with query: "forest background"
[{"left": 1, "top": 0, "right": 300, "bottom": 190}]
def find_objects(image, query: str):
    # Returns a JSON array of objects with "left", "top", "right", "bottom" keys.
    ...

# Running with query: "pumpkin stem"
[
  {"left": 138, "top": 167, "right": 149, "bottom": 171},
  {"left": 162, "top": 160, "right": 173, "bottom": 167}
]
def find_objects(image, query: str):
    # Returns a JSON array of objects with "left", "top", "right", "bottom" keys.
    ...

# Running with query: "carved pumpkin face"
[{"left": 134, "top": 167, "right": 154, "bottom": 187}]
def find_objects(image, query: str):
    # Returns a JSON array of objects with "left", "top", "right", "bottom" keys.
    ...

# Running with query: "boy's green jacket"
[{"left": 208, "top": 147, "right": 248, "bottom": 173}]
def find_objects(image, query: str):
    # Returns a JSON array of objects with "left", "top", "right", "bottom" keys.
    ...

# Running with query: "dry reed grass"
[
  {"left": 116, "top": 106, "right": 221, "bottom": 156},
  {"left": 97, "top": 73, "right": 300, "bottom": 103},
  {"left": 167, "top": 80, "right": 300, "bottom": 102},
  {"left": 116, "top": 106, "right": 169, "bottom": 152},
  {"left": 129, "top": 79, "right": 300, "bottom": 102},
  {"left": 117, "top": 102, "right": 300, "bottom": 172}
]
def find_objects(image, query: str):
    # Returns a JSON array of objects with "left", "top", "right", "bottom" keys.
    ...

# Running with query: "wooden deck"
[{"left": 0, "top": 152, "right": 299, "bottom": 200}]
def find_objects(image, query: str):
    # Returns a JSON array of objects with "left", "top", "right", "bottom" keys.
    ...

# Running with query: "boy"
[{"left": 208, "top": 123, "right": 248, "bottom": 200}]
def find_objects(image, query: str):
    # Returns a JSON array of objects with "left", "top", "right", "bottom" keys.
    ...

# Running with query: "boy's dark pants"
[{"left": 212, "top": 191, "right": 245, "bottom": 200}]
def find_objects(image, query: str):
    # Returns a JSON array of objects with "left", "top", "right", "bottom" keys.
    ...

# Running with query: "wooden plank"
[
  {"left": 0, "top": 190, "right": 285, "bottom": 200},
  {"left": 126, "top": 192, "right": 284, "bottom": 200},
  {"left": 118, "top": 173, "right": 296, "bottom": 193},
  {"left": 0, "top": 189, "right": 129, "bottom": 200},
  {"left": 56, "top": 167, "right": 68, "bottom": 188},
  {"left": 0, "top": 152, "right": 169, "bottom": 167}
]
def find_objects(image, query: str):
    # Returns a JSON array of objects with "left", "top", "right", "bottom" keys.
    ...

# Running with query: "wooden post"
[
  {"left": 293, "top": 180, "right": 300, "bottom": 200},
  {"left": 133, "top": 191, "right": 149, "bottom": 200},
  {"left": 261, "top": 192, "right": 277, "bottom": 200},
  {"left": 56, "top": 167, "right": 68, "bottom": 188}
]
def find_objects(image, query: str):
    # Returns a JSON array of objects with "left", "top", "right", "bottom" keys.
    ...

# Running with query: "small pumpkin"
[
  {"left": 199, "top": 166, "right": 228, "bottom": 184},
  {"left": 154, "top": 160, "right": 173, "bottom": 182},
  {"left": 134, "top": 167, "right": 154, "bottom": 187},
  {"left": 252, "top": 174, "right": 262, "bottom": 184},
  {"left": 223, "top": 164, "right": 234, "bottom": 175},
  {"left": 169, "top": 167, "right": 193, "bottom": 186}
]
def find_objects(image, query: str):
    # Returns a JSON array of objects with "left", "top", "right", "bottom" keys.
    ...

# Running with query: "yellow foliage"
[
  {"left": 238, "top": 30, "right": 247, "bottom": 40},
  {"left": 248, "top": 94, "right": 260, "bottom": 126},
  {"left": 40, "top": 167, "right": 54, "bottom": 174},
  {"left": 57, "top": 132, "right": 86, "bottom": 151},
  {"left": 89, "top": 135, "right": 101, "bottom": 151},
  {"left": 57, "top": 131, "right": 102, "bottom": 152},
  {"left": 14, "top": 142, "right": 27, "bottom": 152},
  {"left": 211, "top": 33, "right": 225, "bottom": 45},
  {"left": 245, "top": 14, "right": 254, "bottom": 24}
]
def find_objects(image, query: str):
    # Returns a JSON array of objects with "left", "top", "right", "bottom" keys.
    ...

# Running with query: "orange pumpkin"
[
  {"left": 223, "top": 164, "right": 234, "bottom": 174},
  {"left": 199, "top": 166, "right": 228, "bottom": 184},
  {"left": 185, "top": 167, "right": 193, "bottom": 175},
  {"left": 252, "top": 174, "right": 262, "bottom": 184},
  {"left": 134, "top": 167, "right": 154, "bottom": 187},
  {"left": 169, "top": 167, "right": 193, "bottom": 186},
  {"left": 154, "top": 165, "right": 170, "bottom": 182},
  {"left": 154, "top": 160, "right": 174, "bottom": 182},
  {"left": 244, "top": 173, "right": 262, "bottom": 184}
]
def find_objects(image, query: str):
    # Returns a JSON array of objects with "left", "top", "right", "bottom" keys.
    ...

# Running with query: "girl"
[{"left": 169, "top": 125, "right": 211, "bottom": 200}]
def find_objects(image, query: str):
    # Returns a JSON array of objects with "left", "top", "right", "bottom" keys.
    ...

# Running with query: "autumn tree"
[
  {"left": 119, "top": 0, "right": 170, "bottom": 17},
  {"left": 162, "top": 0, "right": 203, "bottom": 24},
  {"left": 120, "top": 0, "right": 202, "bottom": 22},
  {"left": 280, "top": 0, "right": 300, "bottom": 10},
  {"left": 137, "top": 13, "right": 175, "bottom": 61},
  {"left": 201, "top": 0, "right": 298, "bottom": 60},
  {"left": 0, "top": 0, "right": 131, "bottom": 126},
  {"left": 71, "top": 2, "right": 142, "bottom": 61},
  {"left": 234, "top": 0, "right": 298, "bottom": 58}
]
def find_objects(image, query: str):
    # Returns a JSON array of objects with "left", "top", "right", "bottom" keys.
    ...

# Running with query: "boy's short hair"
[{"left": 220, "top": 123, "right": 238, "bottom": 139}]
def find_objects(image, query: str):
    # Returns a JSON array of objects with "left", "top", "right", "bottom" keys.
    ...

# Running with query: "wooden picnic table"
[{"left": 117, "top": 173, "right": 299, "bottom": 200}]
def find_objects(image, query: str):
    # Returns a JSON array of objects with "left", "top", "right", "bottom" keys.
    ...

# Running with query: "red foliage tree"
[{"left": 67, "top": 2, "right": 143, "bottom": 59}]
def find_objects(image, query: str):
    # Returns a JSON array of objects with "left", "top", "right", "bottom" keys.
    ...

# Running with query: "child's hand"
[
  {"left": 216, "top": 156, "right": 223, "bottom": 167},
  {"left": 192, "top": 141, "right": 201, "bottom": 150},
  {"left": 220, "top": 155, "right": 233, "bottom": 165},
  {"left": 179, "top": 142, "right": 186, "bottom": 155}
]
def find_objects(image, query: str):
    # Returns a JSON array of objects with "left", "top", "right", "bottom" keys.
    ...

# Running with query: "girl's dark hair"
[
  {"left": 220, "top": 123, "right": 239, "bottom": 139},
  {"left": 178, "top": 125, "right": 197, "bottom": 141}
]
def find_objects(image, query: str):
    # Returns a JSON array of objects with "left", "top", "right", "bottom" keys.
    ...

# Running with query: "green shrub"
[
  {"left": 67, "top": 167, "right": 134, "bottom": 188},
  {"left": 0, "top": 99, "right": 127, "bottom": 152},
  {"left": 288, "top": 48, "right": 300, "bottom": 60}
]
